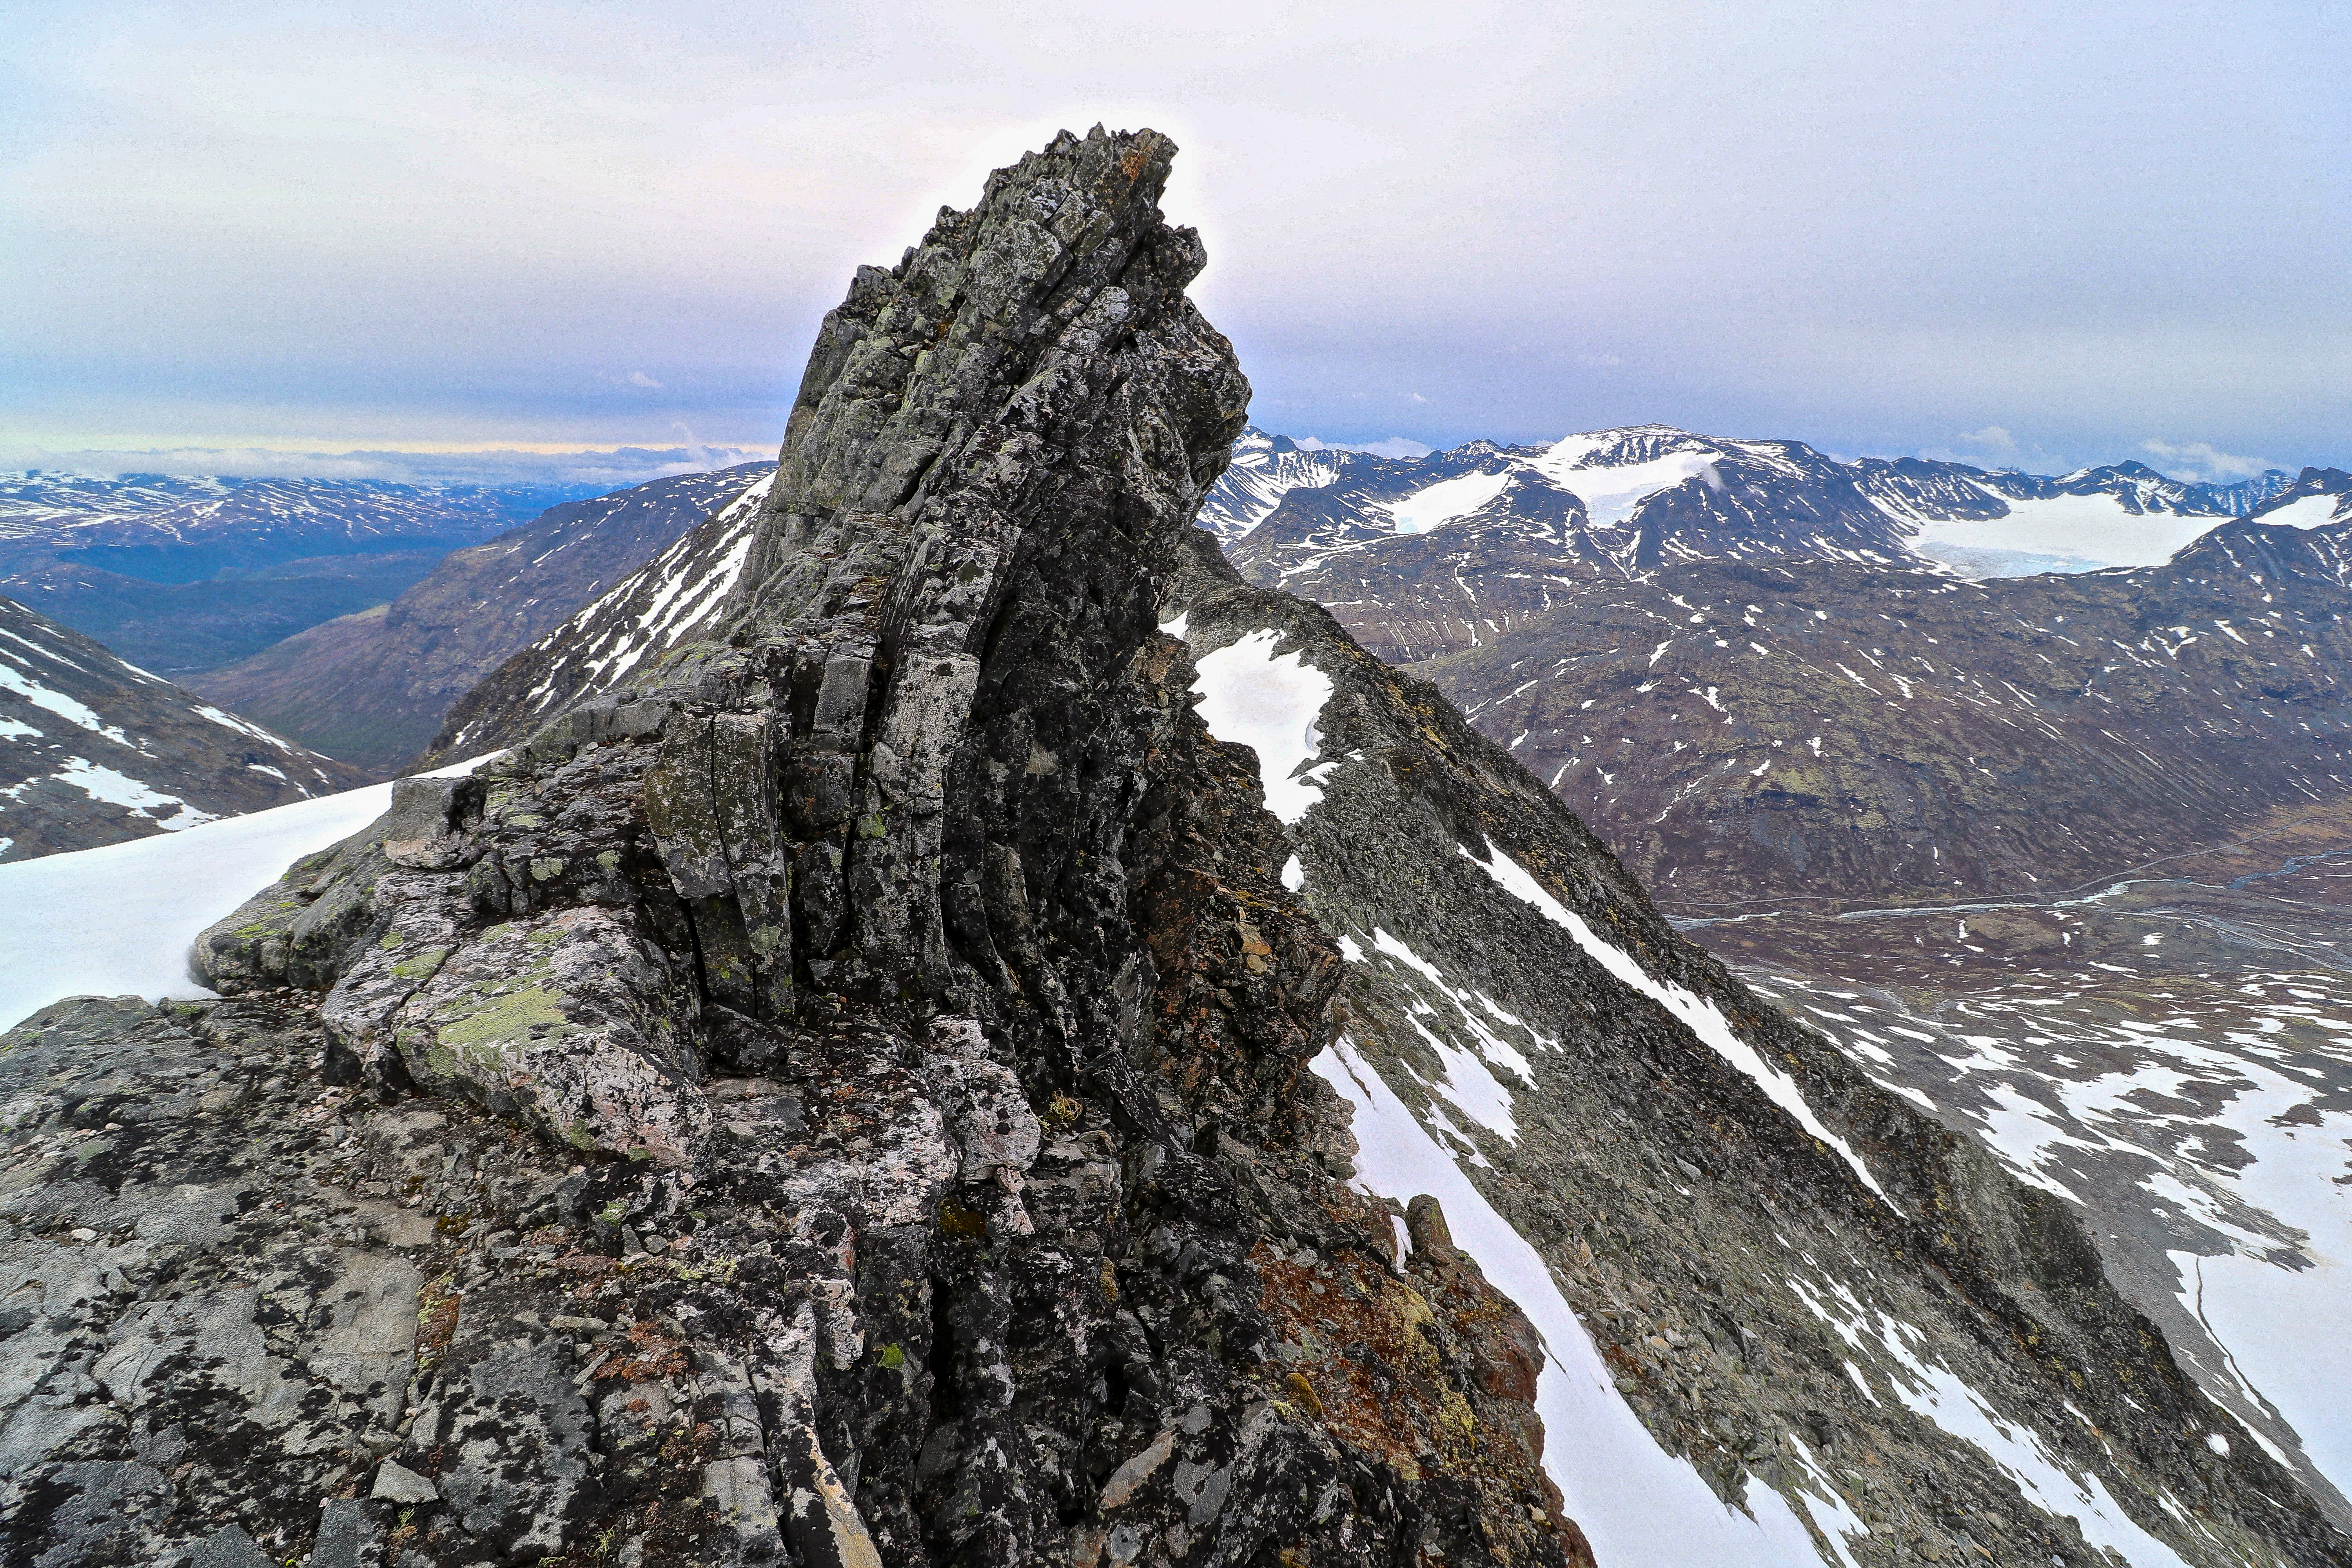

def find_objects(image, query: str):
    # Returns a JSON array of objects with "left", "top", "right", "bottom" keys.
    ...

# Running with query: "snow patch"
[
  {"left": 0, "top": 662, "right": 134, "bottom": 746},
  {"left": 1189, "top": 630, "right": 1336, "bottom": 825},
  {"left": 1531, "top": 437, "right": 1725, "bottom": 528},
  {"left": 1313, "top": 1039, "right": 1875, "bottom": 1566},
  {"left": 192, "top": 703, "right": 295, "bottom": 753},
  {"left": 0, "top": 752, "right": 502, "bottom": 1032},
  {"left": 1458, "top": 838, "right": 1885, "bottom": 1197},
  {"left": 1910, "top": 490, "right": 2205, "bottom": 572},
  {"left": 2257, "top": 493, "right": 2347, "bottom": 530},
  {"left": 1379, "top": 470, "right": 1513, "bottom": 535}
]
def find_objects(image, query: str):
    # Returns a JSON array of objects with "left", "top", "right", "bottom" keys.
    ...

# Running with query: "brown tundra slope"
[{"left": 195, "top": 465, "right": 771, "bottom": 775}]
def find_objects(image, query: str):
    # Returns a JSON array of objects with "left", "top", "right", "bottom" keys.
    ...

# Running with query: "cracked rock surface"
[{"left": 5, "top": 129, "right": 1583, "bottom": 1568}]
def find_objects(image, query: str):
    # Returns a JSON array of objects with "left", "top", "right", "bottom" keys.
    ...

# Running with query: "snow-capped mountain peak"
[{"left": 2245, "top": 466, "right": 2352, "bottom": 531}]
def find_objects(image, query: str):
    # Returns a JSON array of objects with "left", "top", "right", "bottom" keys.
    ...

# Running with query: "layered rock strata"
[{"left": 4, "top": 130, "right": 1585, "bottom": 1567}]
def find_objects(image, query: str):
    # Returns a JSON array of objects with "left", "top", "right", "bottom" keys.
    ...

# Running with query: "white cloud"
[
  {"left": 597, "top": 370, "right": 664, "bottom": 388},
  {"left": 1291, "top": 435, "right": 1434, "bottom": 459},
  {"left": 2140, "top": 436, "right": 2279, "bottom": 483},
  {"left": 1956, "top": 425, "right": 2016, "bottom": 453},
  {"left": 1405, "top": 392, "right": 1429, "bottom": 404},
  {"left": 1577, "top": 352, "right": 1621, "bottom": 370}
]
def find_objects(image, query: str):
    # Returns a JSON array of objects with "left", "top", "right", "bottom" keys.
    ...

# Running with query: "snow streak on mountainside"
[
  {"left": 194, "top": 463, "right": 770, "bottom": 775},
  {"left": 419, "top": 470, "right": 775, "bottom": 763},
  {"left": 0, "top": 594, "right": 362, "bottom": 860}
]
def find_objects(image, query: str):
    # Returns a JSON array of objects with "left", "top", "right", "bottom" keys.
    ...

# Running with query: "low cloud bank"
[{"left": 0, "top": 443, "right": 771, "bottom": 490}]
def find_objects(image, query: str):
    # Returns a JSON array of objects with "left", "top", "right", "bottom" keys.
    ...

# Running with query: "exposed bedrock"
[{"left": 4, "top": 129, "right": 1583, "bottom": 1567}]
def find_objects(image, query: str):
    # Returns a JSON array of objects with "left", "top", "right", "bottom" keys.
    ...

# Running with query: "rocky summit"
[{"left": 3, "top": 128, "right": 2348, "bottom": 1568}]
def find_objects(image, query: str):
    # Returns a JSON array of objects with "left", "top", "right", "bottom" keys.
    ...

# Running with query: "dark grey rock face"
[
  {"left": 7, "top": 131, "right": 1585, "bottom": 1568},
  {"left": 0, "top": 594, "right": 364, "bottom": 860}
]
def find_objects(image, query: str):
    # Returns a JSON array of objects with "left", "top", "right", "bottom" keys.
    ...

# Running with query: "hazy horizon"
[
  {"left": 6, "top": 2, "right": 2347, "bottom": 483},
  {"left": 0, "top": 421, "right": 2334, "bottom": 494}
]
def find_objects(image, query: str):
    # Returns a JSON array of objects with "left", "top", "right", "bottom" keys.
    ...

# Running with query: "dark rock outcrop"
[{"left": 4, "top": 130, "right": 1583, "bottom": 1567}]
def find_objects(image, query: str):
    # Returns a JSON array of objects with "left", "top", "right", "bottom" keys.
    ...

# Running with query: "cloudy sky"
[{"left": 4, "top": 0, "right": 2346, "bottom": 482}]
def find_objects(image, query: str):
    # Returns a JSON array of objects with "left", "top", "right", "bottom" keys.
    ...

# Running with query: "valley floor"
[{"left": 1670, "top": 807, "right": 2352, "bottom": 1526}]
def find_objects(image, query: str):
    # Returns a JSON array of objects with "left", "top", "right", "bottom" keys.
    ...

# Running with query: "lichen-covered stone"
[{"left": 387, "top": 908, "right": 709, "bottom": 1165}]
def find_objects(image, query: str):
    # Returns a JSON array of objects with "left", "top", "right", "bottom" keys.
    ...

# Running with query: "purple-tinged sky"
[{"left": 3, "top": 0, "right": 2346, "bottom": 483}]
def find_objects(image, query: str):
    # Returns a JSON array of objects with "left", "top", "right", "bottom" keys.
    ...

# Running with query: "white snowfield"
[
  {"left": 1378, "top": 468, "right": 1512, "bottom": 535},
  {"left": 1184, "top": 628, "right": 1339, "bottom": 826},
  {"left": 2259, "top": 491, "right": 2352, "bottom": 530},
  {"left": 1760, "top": 960, "right": 2352, "bottom": 1511},
  {"left": 1528, "top": 432, "right": 1733, "bottom": 530},
  {"left": 1180, "top": 613, "right": 2210, "bottom": 1566},
  {"left": 1209, "top": 422, "right": 2308, "bottom": 579},
  {"left": 1908, "top": 491, "right": 2213, "bottom": 572},
  {"left": 0, "top": 753, "right": 499, "bottom": 1034}
]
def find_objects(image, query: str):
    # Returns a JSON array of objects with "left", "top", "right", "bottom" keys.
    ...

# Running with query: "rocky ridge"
[
  {"left": 4, "top": 129, "right": 2346, "bottom": 1568},
  {"left": 0, "top": 593, "right": 363, "bottom": 860},
  {"left": 4, "top": 130, "right": 1583, "bottom": 1568}
]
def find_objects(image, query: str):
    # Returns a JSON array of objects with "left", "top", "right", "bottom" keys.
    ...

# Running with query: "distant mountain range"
[
  {"left": 0, "top": 470, "right": 605, "bottom": 675},
  {"left": 1213, "top": 425, "right": 2295, "bottom": 610},
  {"left": 194, "top": 464, "right": 769, "bottom": 773},
  {"left": 0, "top": 470, "right": 589, "bottom": 580},
  {"left": 1212, "top": 424, "right": 2352, "bottom": 902},
  {"left": 0, "top": 594, "right": 361, "bottom": 860}
]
